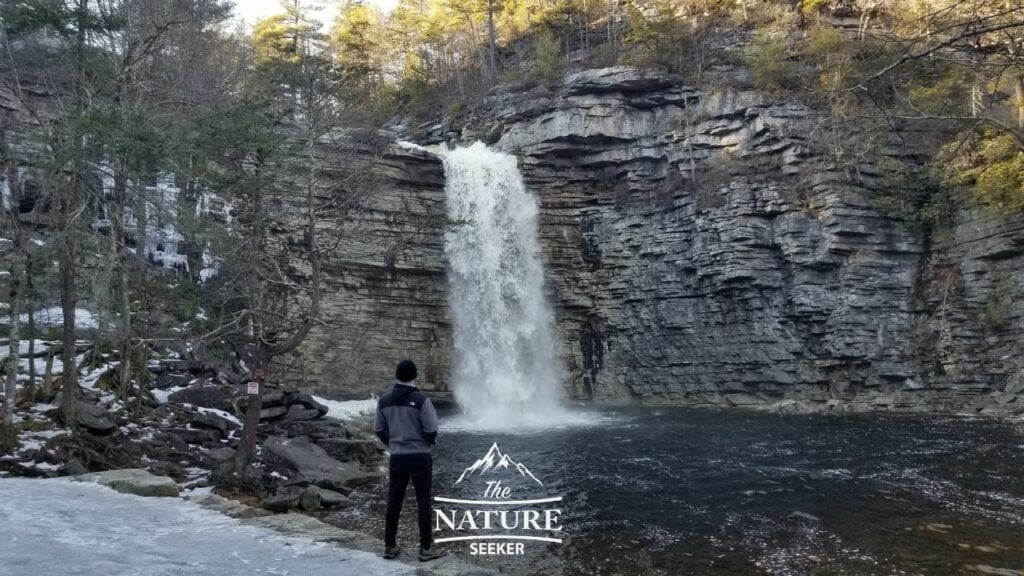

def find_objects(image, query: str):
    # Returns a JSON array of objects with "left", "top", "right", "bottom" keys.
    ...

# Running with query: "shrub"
[
  {"left": 621, "top": 1, "right": 724, "bottom": 79},
  {"left": 908, "top": 69, "right": 972, "bottom": 116},
  {"left": 744, "top": 1, "right": 799, "bottom": 29},
  {"left": 744, "top": 30, "right": 798, "bottom": 93},
  {"left": 974, "top": 154, "right": 1024, "bottom": 213},
  {"left": 396, "top": 73, "right": 445, "bottom": 120},
  {"left": 940, "top": 130, "right": 1024, "bottom": 215},
  {"left": 873, "top": 156, "right": 957, "bottom": 228},
  {"left": 528, "top": 28, "right": 564, "bottom": 88},
  {"left": 979, "top": 271, "right": 1017, "bottom": 332}
]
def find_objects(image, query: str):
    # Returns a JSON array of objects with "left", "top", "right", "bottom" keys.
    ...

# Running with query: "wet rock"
[
  {"left": 298, "top": 486, "right": 322, "bottom": 511},
  {"left": 153, "top": 372, "right": 190, "bottom": 389},
  {"left": 147, "top": 461, "right": 185, "bottom": 479},
  {"left": 259, "top": 405, "right": 288, "bottom": 420},
  {"left": 186, "top": 491, "right": 273, "bottom": 519},
  {"left": 315, "top": 437, "right": 381, "bottom": 464},
  {"left": 165, "top": 427, "right": 221, "bottom": 446},
  {"left": 157, "top": 358, "right": 191, "bottom": 372},
  {"left": 241, "top": 512, "right": 378, "bottom": 548},
  {"left": 261, "top": 390, "right": 286, "bottom": 407},
  {"left": 262, "top": 436, "right": 375, "bottom": 491},
  {"left": 262, "top": 493, "right": 297, "bottom": 513},
  {"left": 316, "top": 487, "right": 351, "bottom": 508},
  {"left": 277, "top": 419, "right": 345, "bottom": 440},
  {"left": 206, "top": 447, "right": 236, "bottom": 462},
  {"left": 167, "top": 385, "right": 231, "bottom": 411},
  {"left": 63, "top": 457, "right": 87, "bottom": 476},
  {"left": 281, "top": 404, "right": 321, "bottom": 422},
  {"left": 190, "top": 410, "right": 239, "bottom": 437},
  {"left": 153, "top": 430, "right": 190, "bottom": 453},
  {"left": 76, "top": 468, "right": 179, "bottom": 497},
  {"left": 75, "top": 401, "right": 116, "bottom": 433},
  {"left": 286, "top": 392, "right": 328, "bottom": 416},
  {"left": 262, "top": 485, "right": 320, "bottom": 513}
]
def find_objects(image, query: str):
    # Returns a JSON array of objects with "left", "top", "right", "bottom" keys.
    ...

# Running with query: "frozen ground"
[{"left": 0, "top": 478, "right": 412, "bottom": 576}]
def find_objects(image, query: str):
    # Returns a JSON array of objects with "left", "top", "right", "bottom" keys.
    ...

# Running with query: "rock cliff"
[
  {"left": 283, "top": 141, "right": 453, "bottom": 400},
  {"left": 315, "top": 66, "right": 1023, "bottom": 414}
]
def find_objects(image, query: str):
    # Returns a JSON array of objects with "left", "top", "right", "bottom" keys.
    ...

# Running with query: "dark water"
[{"left": 331, "top": 408, "right": 1024, "bottom": 575}]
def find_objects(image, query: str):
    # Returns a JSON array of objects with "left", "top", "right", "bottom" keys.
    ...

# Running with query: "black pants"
[{"left": 384, "top": 452, "right": 433, "bottom": 550}]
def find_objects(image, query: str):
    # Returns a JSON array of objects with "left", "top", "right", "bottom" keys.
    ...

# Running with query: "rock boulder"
[
  {"left": 261, "top": 436, "right": 374, "bottom": 491},
  {"left": 75, "top": 469, "right": 180, "bottom": 497}
]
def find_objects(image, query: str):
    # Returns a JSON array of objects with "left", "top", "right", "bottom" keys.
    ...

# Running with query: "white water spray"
[{"left": 437, "top": 142, "right": 565, "bottom": 428}]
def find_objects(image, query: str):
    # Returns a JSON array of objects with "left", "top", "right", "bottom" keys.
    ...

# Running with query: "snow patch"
[
  {"left": 196, "top": 406, "right": 242, "bottom": 427},
  {"left": 314, "top": 395, "right": 378, "bottom": 421},
  {"left": 12, "top": 307, "right": 99, "bottom": 329},
  {"left": 152, "top": 386, "right": 186, "bottom": 404},
  {"left": 0, "top": 176, "right": 9, "bottom": 211},
  {"left": 80, "top": 363, "right": 117, "bottom": 389},
  {"left": 0, "top": 340, "right": 53, "bottom": 359},
  {"left": 14, "top": 428, "right": 68, "bottom": 469},
  {"left": 0, "top": 479, "right": 412, "bottom": 576}
]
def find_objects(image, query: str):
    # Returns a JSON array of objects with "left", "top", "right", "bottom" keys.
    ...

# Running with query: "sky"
[{"left": 230, "top": 0, "right": 399, "bottom": 27}]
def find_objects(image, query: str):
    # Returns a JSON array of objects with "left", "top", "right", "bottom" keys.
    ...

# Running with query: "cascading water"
[{"left": 437, "top": 142, "right": 565, "bottom": 428}]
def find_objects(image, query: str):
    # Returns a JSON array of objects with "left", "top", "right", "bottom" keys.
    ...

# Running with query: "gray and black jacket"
[{"left": 373, "top": 383, "right": 439, "bottom": 455}]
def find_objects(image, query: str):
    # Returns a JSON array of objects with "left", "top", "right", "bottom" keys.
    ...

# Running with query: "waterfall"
[{"left": 437, "top": 142, "right": 564, "bottom": 428}]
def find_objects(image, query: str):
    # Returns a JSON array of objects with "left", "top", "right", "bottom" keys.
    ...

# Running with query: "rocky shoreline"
[
  {"left": 608, "top": 387, "right": 1024, "bottom": 418},
  {"left": 0, "top": 342, "right": 493, "bottom": 575},
  {"left": 1, "top": 345, "right": 384, "bottom": 492}
]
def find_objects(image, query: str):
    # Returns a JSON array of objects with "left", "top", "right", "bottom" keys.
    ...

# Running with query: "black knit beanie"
[{"left": 395, "top": 359, "right": 418, "bottom": 383}]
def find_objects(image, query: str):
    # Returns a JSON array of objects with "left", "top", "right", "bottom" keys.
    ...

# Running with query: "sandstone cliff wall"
[
  {"left": 358, "top": 67, "right": 1023, "bottom": 414},
  {"left": 283, "top": 142, "right": 454, "bottom": 400}
]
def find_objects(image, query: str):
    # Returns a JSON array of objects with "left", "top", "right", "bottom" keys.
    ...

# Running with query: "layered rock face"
[
  {"left": 400, "top": 67, "right": 1022, "bottom": 413},
  {"left": 283, "top": 142, "right": 453, "bottom": 399},
  {"left": 291, "top": 67, "right": 1022, "bottom": 414}
]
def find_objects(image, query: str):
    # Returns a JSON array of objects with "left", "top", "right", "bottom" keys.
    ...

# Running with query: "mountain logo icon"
[{"left": 454, "top": 442, "right": 544, "bottom": 487}]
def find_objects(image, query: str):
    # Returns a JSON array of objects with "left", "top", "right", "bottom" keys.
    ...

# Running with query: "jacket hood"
[{"left": 392, "top": 382, "right": 418, "bottom": 402}]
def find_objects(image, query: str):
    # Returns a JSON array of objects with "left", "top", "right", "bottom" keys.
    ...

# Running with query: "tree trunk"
[
  {"left": 132, "top": 347, "right": 147, "bottom": 419},
  {"left": 119, "top": 261, "right": 132, "bottom": 404},
  {"left": 4, "top": 236, "right": 22, "bottom": 432},
  {"left": 580, "top": 0, "right": 588, "bottom": 58},
  {"left": 42, "top": 350, "right": 54, "bottom": 399},
  {"left": 59, "top": 204, "right": 78, "bottom": 427},
  {"left": 134, "top": 182, "right": 148, "bottom": 262},
  {"left": 234, "top": 357, "right": 265, "bottom": 471},
  {"left": 3, "top": 137, "right": 23, "bottom": 430},
  {"left": 112, "top": 169, "right": 132, "bottom": 402},
  {"left": 59, "top": 0, "right": 89, "bottom": 430},
  {"left": 235, "top": 155, "right": 265, "bottom": 472},
  {"left": 1015, "top": 75, "right": 1024, "bottom": 131},
  {"left": 25, "top": 263, "right": 35, "bottom": 397},
  {"left": 487, "top": 0, "right": 498, "bottom": 82}
]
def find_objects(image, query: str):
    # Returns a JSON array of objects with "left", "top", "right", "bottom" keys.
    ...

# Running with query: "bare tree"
[{"left": 1, "top": 128, "right": 25, "bottom": 448}]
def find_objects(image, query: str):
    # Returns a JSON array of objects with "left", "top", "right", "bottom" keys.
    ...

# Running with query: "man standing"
[{"left": 374, "top": 359, "right": 447, "bottom": 562}]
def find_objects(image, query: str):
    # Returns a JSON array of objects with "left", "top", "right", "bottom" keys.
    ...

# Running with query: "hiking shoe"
[
  {"left": 383, "top": 545, "right": 402, "bottom": 560},
  {"left": 419, "top": 548, "right": 448, "bottom": 562}
]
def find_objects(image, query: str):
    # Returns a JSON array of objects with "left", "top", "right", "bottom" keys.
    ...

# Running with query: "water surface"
[{"left": 332, "top": 407, "right": 1024, "bottom": 575}]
